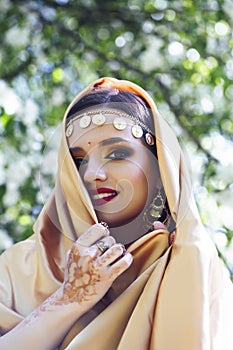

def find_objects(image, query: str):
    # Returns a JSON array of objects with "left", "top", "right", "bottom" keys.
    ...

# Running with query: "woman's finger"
[
  {"left": 109, "top": 252, "right": 133, "bottom": 279},
  {"left": 78, "top": 222, "right": 110, "bottom": 247},
  {"left": 152, "top": 221, "right": 167, "bottom": 231},
  {"left": 98, "top": 243, "right": 126, "bottom": 266},
  {"left": 95, "top": 236, "right": 116, "bottom": 254},
  {"left": 169, "top": 230, "right": 176, "bottom": 245}
]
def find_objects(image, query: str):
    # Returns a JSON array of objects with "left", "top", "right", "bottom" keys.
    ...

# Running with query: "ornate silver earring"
[{"left": 143, "top": 189, "right": 169, "bottom": 231}]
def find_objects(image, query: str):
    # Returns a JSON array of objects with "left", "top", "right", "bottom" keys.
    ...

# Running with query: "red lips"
[{"left": 89, "top": 188, "right": 118, "bottom": 206}]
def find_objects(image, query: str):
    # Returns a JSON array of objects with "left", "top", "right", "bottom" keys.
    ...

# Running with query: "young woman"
[{"left": 0, "top": 77, "right": 232, "bottom": 349}]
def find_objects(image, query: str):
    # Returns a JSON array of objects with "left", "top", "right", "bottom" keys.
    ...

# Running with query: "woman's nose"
[{"left": 83, "top": 158, "right": 107, "bottom": 184}]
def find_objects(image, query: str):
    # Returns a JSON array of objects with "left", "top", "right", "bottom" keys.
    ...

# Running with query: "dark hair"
[{"left": 66, "top": 88, "right": 155, "bottom": 136}]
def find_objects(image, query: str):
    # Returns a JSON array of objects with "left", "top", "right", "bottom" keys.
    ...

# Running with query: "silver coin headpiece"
[{"left": 65, "top": 110, "right": 155, "bottom": 146}]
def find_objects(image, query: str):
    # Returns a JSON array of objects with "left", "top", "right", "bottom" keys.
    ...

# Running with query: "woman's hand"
[
  {"left": 0, "top": 223, "right": 132, "bottom": 350},
  {"left": 152, "top": 221, "right": 176, "bottom": 246},
  {"left": 59, "top": 223, "right": 133, "bottom": 309}
]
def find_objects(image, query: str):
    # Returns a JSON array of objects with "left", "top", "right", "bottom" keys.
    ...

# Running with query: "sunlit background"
[{"left": 0, "top": 0, "right": 232, "bottom": 277}]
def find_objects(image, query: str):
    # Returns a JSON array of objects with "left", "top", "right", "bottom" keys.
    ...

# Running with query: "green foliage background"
[{"left": 0, "top": 0, "right": 233, "bottom": 276}]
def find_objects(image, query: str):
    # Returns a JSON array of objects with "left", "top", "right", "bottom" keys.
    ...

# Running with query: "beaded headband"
[{"left": 65, "top": 110, "right": 155, "bottom": 146}]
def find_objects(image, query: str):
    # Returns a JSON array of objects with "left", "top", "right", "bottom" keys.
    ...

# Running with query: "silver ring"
[
  {"left": 96, "top": 240, "right": 108, "bottom": 254},
  {"left": 100, "top": 221, "right": 109, "bottom": 229}
]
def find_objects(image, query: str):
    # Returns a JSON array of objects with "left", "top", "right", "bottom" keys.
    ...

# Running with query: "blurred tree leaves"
[{"left": 0, "top": 0, "right": 233, "bottom": 276}]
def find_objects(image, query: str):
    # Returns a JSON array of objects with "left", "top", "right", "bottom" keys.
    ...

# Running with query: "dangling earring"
[{"left": 143, "top": 189, "right": 169, "bottom": 231}]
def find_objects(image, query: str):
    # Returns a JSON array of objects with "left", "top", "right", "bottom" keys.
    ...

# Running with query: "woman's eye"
[
  {"left": 106, "top": 148, "right": 132, "bottom": 160},
  {"left": 73, "top": 157, "right": 88, "bottom": 169}
]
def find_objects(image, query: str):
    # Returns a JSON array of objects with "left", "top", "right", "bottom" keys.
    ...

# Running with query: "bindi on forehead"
[
  {"left": 68, "top": 122, "right": 134, "bottom": 150},
  {"left": 69, "top": 137, "right": 133, "bottom": 156}
]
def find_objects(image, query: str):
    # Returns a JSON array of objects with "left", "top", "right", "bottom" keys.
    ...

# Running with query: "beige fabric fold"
[
  {"left": 0, "top": 77, "right": 232, "bottom": 349},
  {"left": 61, "top": 230, "right": 170, "bottom": 349}
]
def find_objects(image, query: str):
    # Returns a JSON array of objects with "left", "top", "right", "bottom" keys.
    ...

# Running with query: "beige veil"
[{"left": 0, "top": 77, "right": 232, "bottom": 349}]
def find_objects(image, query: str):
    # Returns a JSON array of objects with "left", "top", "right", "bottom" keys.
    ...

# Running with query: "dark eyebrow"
[
  {"left": 100, "top": 137, "right": 129, "bottom": 147},
  {"left": 70, "top": 146, "right": 83, "bottom": 154},
  {"left": 70, "top": 137, "right": 129, "bottom": 153}
]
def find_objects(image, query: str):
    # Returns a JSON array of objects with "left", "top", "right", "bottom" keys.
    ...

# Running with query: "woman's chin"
[{"left": 96, "top": 210, "right": 141, "bottom": 229}]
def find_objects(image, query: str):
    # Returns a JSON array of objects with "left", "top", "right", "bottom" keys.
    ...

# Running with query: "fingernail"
[
  {"left": 118, "top": 243, "right": 126, "bottom": 254},
  {"left": 153, "top": 221, "right": 166, "bottom": 230},
  {"left": 125, "top": 252, "right": 133, "bottom": 263}
]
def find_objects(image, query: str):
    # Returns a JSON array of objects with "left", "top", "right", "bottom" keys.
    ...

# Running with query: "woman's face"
[{"left": 67, "top": 109, "right": 160, "bottom": 227}]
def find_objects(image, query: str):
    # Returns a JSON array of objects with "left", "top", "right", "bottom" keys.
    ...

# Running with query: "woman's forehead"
[{"left": 67, "top": 122, "right": 137, "bottom": 150}]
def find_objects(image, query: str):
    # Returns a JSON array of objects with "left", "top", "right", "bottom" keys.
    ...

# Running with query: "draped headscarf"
[{"left": 0, "top": 77, "right": 232, "bottom": 349}]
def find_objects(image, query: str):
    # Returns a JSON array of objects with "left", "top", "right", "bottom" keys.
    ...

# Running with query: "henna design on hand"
[
  {"left": 60, "top": 245, "right": 102, "bottom": 304},
  {"left": 17, "top": 234, "right": 132, "bottom": 331}
]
